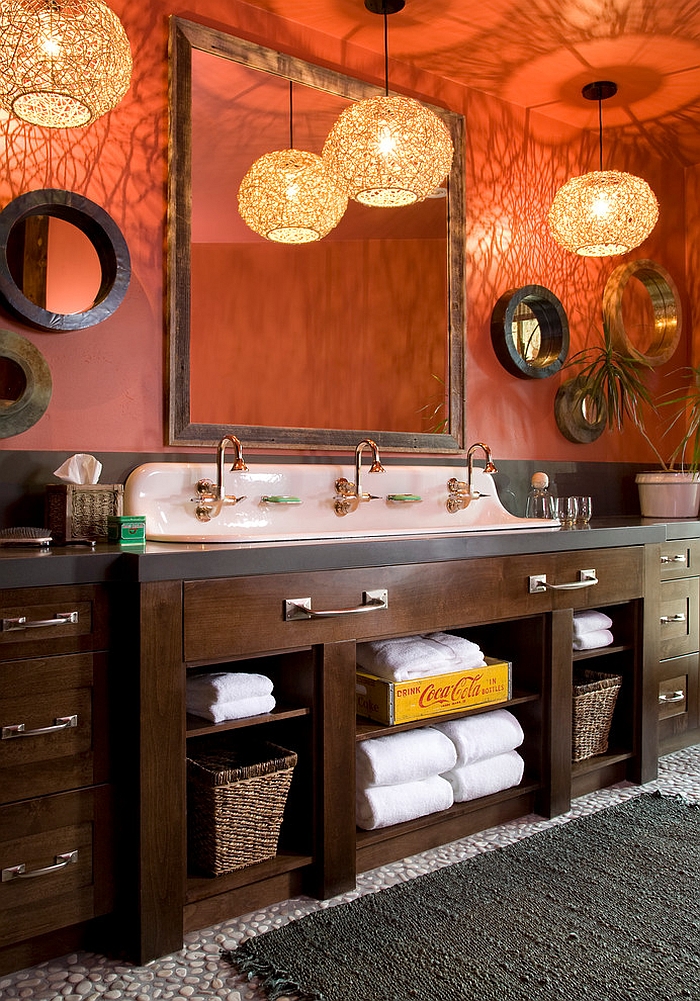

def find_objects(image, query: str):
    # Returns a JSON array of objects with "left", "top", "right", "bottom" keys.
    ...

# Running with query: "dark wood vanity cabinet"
[
  {"left": 126, "top": 543, "right": 649, "bottom": 966},
  {"left": 0, "top": 584, "right": 114, "bottom": 976}
]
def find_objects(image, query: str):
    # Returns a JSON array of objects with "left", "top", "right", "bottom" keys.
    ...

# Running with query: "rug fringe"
[{"left": 221, "top": 948, "right": 324, "bottom": 1001}]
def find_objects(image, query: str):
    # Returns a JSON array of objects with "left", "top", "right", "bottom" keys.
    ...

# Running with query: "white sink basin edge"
[{"left": 124, "top": 462, "right": 560, "bottom": 543}]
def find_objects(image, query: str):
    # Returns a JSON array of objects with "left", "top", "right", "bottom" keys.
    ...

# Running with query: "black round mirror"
[
  {"left": 0, "top": 189, "right": 131, "bottom": 331},
  {"left": 554, "top": 375, "right": 606, "bottom": 444},
  {"left": 491, "top": 285, "right": 569, "bottom": 379},
  {"left": 0, "top": 328, "right": 52, "bottom": 437}
]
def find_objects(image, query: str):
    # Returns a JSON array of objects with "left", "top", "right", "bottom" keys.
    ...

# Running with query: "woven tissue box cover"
[{"left": 45, "top": 483, "right": 124, "bottom": 541}]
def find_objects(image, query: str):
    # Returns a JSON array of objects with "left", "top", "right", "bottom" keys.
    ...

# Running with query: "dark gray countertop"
[{"left": 0, "top": 516, "right": 688, "bottom": 588}]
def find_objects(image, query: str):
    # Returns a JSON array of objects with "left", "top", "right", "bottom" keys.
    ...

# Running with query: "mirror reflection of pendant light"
[
  {"left": 238, "top": 82, "right": 348, "bottom": 244},
  {"left": 0, "top": 0, "right": 132, "bottom": 128},
  {"left": 548, "top": 81, "right": 659, "bottom": 257},
  {"left": 322, "top": 0, "right": 453, "bottom": 207}
]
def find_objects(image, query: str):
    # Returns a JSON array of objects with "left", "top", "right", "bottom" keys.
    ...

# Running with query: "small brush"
[{"left": 0, "top": 527, "right": 52, "bottom": 547}]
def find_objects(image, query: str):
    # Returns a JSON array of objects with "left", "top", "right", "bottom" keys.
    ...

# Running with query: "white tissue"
[{"left": 53, "top": 453, "right": 103, "bottom": 485}]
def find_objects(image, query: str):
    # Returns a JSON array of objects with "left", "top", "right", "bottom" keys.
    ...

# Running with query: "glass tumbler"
[
  {"left": 574, "top": 496, "right": 592, "bottom": 525},
  {"left": 555, "top": 496, "right": 578, "bottom": 527}
]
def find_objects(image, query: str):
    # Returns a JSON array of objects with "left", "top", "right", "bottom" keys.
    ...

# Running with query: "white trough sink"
[{"left": 124, "top": 462, "right": 560, "bottom": 543}]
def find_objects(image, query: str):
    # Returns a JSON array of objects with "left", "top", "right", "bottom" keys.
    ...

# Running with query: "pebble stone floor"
[{"left": 3, "top": 744, "right": 699, "bottom": 1001}]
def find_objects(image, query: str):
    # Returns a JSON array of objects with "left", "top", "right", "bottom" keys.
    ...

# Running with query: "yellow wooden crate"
[{"left": 356, "top": 657, "right": 512, "bottom": 725}]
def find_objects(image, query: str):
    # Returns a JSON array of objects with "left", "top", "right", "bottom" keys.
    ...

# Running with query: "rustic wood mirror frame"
[{"left": 167, "top": 16, "right": 466, "bottom": 451}]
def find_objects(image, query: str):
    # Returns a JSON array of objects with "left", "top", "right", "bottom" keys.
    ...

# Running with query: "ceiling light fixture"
[
  {"left": 238, "top": 82, "right": 348, "bottom": 244},
  {"left": 321, "top": 0, "right": 453, "bottom": 208},
  {"left": 548, "top": 81, "right": 659, "bottom": 257},
  {"left": 0, "top": 0, "right": 132, "bottom": 128}
]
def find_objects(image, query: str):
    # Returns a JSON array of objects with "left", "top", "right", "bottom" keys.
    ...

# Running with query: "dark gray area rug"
[{"left": 225, "top": 793, "right": 700, "bottom": 1001}]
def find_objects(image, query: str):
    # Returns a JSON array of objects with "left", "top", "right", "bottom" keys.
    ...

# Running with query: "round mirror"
[
  {"left": 603, "top": 259, "right": 681, "bottom": 367},
  {"left": 554, "top": 376, "right": 606, "bottom": 444},
  {"left": 491, "top": 285, "right": 569, "bottom": 379},
  {"left": 0, "top": 328, "right": 52, "bottom": 437},
  {"left": 0, "top": 189, "right": 131, "bottom": 332}
]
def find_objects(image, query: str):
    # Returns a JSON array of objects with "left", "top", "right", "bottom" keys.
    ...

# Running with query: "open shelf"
[
  {"left": 186, "top": 851, "right": 313, "bottom": 903},
  {"left": 186, "top": 704, "right": 311, "bottom": 738},
  {"left": 355, "top": 690, "right": 539, "bottom": 740},
  {"left": 573, "top": 643, "right": 633, "bottom": 662}
]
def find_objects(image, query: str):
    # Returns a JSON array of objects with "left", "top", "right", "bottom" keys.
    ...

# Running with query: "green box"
[{"left": 107, "top": 515, "right": 146, "bottom": 545}]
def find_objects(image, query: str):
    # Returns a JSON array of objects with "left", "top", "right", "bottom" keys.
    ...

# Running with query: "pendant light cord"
[
  {"left": 597, "top": 91, "right": 603, "bottom": 172},
  {"left": 383, "top": 11, "right": 389, "bottom": 96}
]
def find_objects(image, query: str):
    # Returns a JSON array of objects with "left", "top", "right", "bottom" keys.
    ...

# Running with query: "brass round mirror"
[
  {"left": 0, "top": 328, "right": 52, "bottom": 437},
  {"left": 491, "top": 285, "right": 569, "bottom": 379},
  {"left": 603, "top": 259, "right": 681, "bottom": 366},
  {"left": 554, "top": 375, "right": 606, "bottom": 444},
  {"left": 0, "top": 189, "right": 131, "bottom": 332}
]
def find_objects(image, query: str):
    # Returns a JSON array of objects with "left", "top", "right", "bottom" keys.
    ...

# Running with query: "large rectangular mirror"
[{"left": 168, "top": 16, "right": 466, "bottom": 451}]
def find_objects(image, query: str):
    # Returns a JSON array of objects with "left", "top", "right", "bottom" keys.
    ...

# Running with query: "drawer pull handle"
[
  {"left": 1, "top": 611, "right": 79, "bottom": 632},
  {"left": 1, "top": 715, "right": 78, "bottom": 739},
  {"left": 528, "top": 570, "right": 598, "bottom": 594},
  {"left": 660, "top": 554, "right": 687, "bottom": 564},
  {"left": 660, "top": 614, "right": 686, "bottom": 625},
  {"left": 1, "top": 850, "right": 78, "bottom": 882},
  {"left": 285, "top": 589, "right": 388, "bottom": 620},
  {"left": 659, "top": 690, "right": 685, "bottom": 704}
]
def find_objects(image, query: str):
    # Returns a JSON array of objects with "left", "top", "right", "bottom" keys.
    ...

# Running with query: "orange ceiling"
[{"left": 244, "top": 0, "right": 700, "bottom": 165}]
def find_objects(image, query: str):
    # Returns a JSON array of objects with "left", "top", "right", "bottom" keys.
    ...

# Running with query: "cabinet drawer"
[
  {"left": 0, "top": 652, "right": 108, "bottom": 804},
  {"left": 183, "top": 547, "right": 643, "bottom": 662},
  {"left": 0, "top": 785, "right": 114, "bottom": 947},
  {"left": 658, "top": 540, "right": 700, "bottom": 580},
  {"left": 659, "top": 577, "right": 700, "bottom": 659},
  {"left": 658, "top": 653, "right": 699, "bottom": 743},
  {"left": 0, "top": 585, "right": 107, "bottom": 660}
]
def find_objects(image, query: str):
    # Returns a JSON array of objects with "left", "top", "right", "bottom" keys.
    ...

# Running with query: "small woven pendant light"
[
  {"left": 322, "top": 0, "right": 453, "bottom": 207},
  {"left": 548, "top": 81, "right": 658, "bottom": 257},
  {"left": 0, "top": 0, "right": 132, "bottom": 129},
  {"left": 238, "top": 82, "right": 348, "bottom": 244}
]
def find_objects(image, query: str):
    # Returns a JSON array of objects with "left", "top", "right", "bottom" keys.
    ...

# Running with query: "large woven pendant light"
[
  {"left": 0, "top": 0, "right": 132, "bottom": 128},
  {"left": 548, "top": 81, "right": 659, "bottom": 257},
  {"left": 238, "top": 82, "right": 348, "bottom": 244},
  {"left": 322, "top": 0, "right": 453, "bottom": 208}
]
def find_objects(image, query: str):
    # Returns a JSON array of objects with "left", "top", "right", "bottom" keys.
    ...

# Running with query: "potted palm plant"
[{"left": 555, "top": 319, "right": 700, "bottom": 519}]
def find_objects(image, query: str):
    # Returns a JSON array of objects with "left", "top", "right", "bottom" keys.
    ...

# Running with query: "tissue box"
[
  {"left": 356, "top": 657, "right": 512, "bottom": 725},
  {"left": 45, "top": 483, "right": 124, "bottom": 542}
]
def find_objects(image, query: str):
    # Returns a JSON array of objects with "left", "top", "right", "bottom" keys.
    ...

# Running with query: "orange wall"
[{"left": 0, "top": 0, "right": 691, "bottom": 461}]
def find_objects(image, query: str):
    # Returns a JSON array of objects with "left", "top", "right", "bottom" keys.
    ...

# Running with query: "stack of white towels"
[
  {"left": 355, "top": 708, "right": 525, "bottom": 830},
  {"left": 186, "top": 672, "right": 275, "bottom": 723},
  {"left": 433, "top": 710, "right": 525, "bottom": 803},
  {"left": 356, "top": 632, "right": 486, "bottom": 682},
  {"left": 573, "top": 610, "right": 614, "bottom": 651}
]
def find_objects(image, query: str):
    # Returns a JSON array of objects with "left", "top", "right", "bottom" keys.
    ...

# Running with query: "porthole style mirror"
[
  {"left": 554, "top": 375, "right": 606, "bottom": 444},
  {"left": 490, "top": 285, "right": 569, "bottom": 379},
  {"left": 0, "top": 189, "right": 131, "bottom": 331},
  {"left": 0, "top": 328, "right": 52, "bottom": 437},
  {"left": 602, "top": 258, "right": 681, "bottom": 367}
]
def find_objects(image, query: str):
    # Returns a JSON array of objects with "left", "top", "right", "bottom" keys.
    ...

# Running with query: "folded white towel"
[
  {"left": 186, "top": 672, "right": 274, "bottom": 709},
  {"left": 572, "top": 628, "right": 614, "bottom": 651},
  {"left": 442, "top": 750, "right": 524, "bottom": 803},
  {"left": 356, "top": 632, "right": 485, "bottom": 683},
  {"left": 573, "top": 610, "right": 613, "bottom": 639},
  {"left": 186, "top": 694, "right": 276, "bottom": 724},
  {"left": 432, "top": 709, "right": 524, "bottom": 767},
  {"left": 356, "top": 775, "right": 454, "bottom": 830},
  {"left": 356, "top": 728, "right": 457, "bottom": 790}
]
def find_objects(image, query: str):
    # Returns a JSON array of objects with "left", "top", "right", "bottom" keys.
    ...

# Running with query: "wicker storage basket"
[
  {"left": 187, "top": 741, "right": 297, "bottom": 876},
  {"left": 572, "top": 670, "right": 623, "bottom": 762}
]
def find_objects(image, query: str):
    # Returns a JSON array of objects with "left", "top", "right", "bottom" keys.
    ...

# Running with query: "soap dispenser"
[{"left": 525, "top": 472, "right": 554, "bottom": 519}]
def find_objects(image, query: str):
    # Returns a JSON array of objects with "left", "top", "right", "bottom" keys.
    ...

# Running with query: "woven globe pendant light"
[
  {"left": 0, "top": 0, "right": 132, "bottom": 128},
  {"left": 548, "top": 81, "right": 658, "bottom": 257},
  {"left": 322, "top": 0, "right": 453, "bottom": 208},
  {"left": 238, "top": 148, "right": 348, "bottom": 244}
]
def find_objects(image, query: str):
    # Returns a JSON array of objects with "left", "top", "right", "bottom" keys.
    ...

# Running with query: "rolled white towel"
[
  {"left": 572, "top": 628, "right": 614, "bottom": 651},
  {"left": 442, "top": 750, "right": 524, "bottom": 803},
  {"left": 356, "top": 632, "right": 485, "bottom": 683},
  {"left": 356, "top": 775, "right": 454, "bottom": 830},
  {"left": 186, "top": 672, "right": 273, "bottom": 708},
  {"left": 573, "top": 610, "right": 613, "bottom": 639},
  {"left": 356, "top": 728, "right": 457, "bottom": 790},
  {"left": 432, "top": 709, "right": 524, "bottom": 767},
  {"left": 186, "top": 693, "right": 276, "bottom": 724}
]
